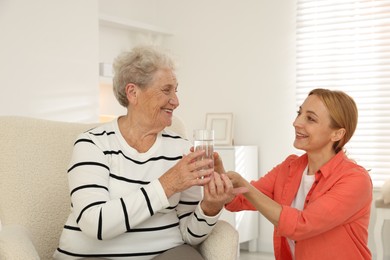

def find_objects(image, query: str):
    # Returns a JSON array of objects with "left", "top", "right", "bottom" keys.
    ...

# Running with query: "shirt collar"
[
  {"left": 294, "top": 151, "right": 347, "bottom": 178},
  {"left": 317, "top": 151, "right": 347, "bottom": 178}
]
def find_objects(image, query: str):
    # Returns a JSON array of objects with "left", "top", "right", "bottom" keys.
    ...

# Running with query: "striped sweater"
[{"left": 54, "top": 120, "right": 220, "bottom": 259}]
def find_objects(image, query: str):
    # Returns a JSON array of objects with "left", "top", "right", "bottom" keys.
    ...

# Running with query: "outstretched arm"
[{"left": 227, "top": 171, "right": 282, "bottom": 226}]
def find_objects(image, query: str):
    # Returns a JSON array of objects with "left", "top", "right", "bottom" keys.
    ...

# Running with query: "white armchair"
[
  {"left": 0, "top": 116, "right": 238, "bottom": 260},
  {"left": 374, "top": 179, "right": 390, "bottom": 260}
]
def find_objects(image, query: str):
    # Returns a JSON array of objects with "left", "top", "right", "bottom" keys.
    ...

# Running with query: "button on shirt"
[{"left": 225, "top": 151, "right": 372, "bottom": 260}]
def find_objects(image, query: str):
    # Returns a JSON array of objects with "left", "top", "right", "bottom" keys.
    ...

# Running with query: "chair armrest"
[
  {"left": 0, "top": 225, "right": 40, "bottom": 259},
  {"left": 198, "top": 220, "right": 239, "bottom": 260},
  {"left": 381, "top": 179, "right": 390, "bottom": 204}
]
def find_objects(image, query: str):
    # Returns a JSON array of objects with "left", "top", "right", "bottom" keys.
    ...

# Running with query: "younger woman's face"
[{"left": 293, "top": 95, "right": 338, "bottom": 155}]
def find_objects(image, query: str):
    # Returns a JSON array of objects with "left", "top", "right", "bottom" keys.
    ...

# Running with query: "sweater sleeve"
[{"left": 175, "top": 185, "right": 222, "bottom": 245}]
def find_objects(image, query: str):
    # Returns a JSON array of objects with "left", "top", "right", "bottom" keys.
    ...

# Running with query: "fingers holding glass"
[{"left": 193, "top": 129, "right": 214, "bottom": 172}]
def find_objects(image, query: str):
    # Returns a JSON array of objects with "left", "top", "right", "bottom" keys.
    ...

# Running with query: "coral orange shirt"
[{"left": 226, "top": 151, "right": 372, "bottom": 260}]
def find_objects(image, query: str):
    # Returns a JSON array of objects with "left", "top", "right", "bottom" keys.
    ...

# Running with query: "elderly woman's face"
[{"left": 136, "top": 68, "right": 179, "bottom": 128}]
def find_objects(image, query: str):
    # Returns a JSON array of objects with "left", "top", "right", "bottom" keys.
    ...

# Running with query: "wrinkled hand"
[
  {"left": 159, "top": 150, "right": 213, "bottom": 198},
  {"left": 201, "top": 172, "right": 248, "bottom": 216},
  {"left": 190, "top": 146, "right": 225, "bottom": 174}
]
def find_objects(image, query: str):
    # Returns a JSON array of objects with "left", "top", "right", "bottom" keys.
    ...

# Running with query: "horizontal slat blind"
[{"left": 296, "top": 0, "right": 390, "bottom": 187}]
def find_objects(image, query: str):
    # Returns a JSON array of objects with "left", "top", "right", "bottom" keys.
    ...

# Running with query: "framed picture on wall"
[{"left": 205, "top": 113, "right": 234, "bottom": 146}]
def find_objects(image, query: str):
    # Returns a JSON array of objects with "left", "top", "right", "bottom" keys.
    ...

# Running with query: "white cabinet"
[{"left": 216, "top": 145, "right": 259, "bottom": 250}]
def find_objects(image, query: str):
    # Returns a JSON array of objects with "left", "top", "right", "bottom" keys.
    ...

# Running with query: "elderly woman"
[
  {"left": 223, "top": 89, "right": 372, "bottom": 260},
  {"left": 54, "top": 46, "right": 234, "bottom": 260}
]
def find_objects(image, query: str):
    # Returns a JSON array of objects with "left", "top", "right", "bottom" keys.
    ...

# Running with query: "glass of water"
[{"left": 193, "top": 129, "right": 214, "bottom": 171}]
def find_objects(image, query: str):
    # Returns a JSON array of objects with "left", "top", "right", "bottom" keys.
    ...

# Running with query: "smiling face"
[
  {"left": 131, "top": 68, "right": 179, "bottom": 130},
  {"left": 293, "top": 94, "right": 343, "bottom": 156}
]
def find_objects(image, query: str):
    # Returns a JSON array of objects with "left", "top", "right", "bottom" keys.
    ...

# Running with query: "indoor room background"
[{"left": 0, "top": 0, "right": 387, "bottom": 258}]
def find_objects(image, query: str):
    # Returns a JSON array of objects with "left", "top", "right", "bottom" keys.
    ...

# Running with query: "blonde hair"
[
  {"left": 112, "top": 45, "right": 176, "bottom": 107},
  {"left": 308, "top": 88, "right": 358, "bottom": 153}
]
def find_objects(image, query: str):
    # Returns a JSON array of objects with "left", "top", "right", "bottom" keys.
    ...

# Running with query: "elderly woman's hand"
[
  {"left": 159, "top": 150, "right": 213, "bottom": 198},
  {"left": 200, "top": 173, "right": 233, "bottom": 216},
  {"left": 189, "top": 147, "right": 225, "bottom": 174},
  {"left": 200, "top": 172, "right": 248, "bottom": 216}
]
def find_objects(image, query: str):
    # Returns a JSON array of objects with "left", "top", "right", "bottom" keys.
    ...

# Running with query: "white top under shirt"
[{"left": 288, "top": 165, "right": 315, "bottom": 259}]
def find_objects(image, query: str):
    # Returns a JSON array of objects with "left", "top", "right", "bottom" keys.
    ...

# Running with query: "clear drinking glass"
[{"left": 193, "top": 129, "right": 214, "bottom": 171}]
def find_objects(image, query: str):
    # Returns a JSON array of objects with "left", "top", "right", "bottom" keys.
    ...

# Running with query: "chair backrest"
[
  {"left": 167, "top": 114, "right": 188, "bottom": 139},
  {"left": 0, "top": 116, "right": 98, "bottom": 259},
  {"left": 380, "top": 179, "right": 390, "bottom": 205},
  {"left": 0, "top": 115, "right": 186, "bottom": 259}
]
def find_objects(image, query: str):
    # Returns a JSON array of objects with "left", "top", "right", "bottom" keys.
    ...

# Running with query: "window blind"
[{"left": 296, "top": 0, "right": 390, "bottom": 187}]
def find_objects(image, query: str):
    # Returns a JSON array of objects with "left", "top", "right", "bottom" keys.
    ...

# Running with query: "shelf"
[{"left": 99, "top": 14, "right": 173, "bottom": 36}]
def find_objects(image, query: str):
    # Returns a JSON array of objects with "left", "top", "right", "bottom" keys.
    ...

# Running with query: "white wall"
[{"left": 0, "top": 0, "right": 99, "bottom": 122}]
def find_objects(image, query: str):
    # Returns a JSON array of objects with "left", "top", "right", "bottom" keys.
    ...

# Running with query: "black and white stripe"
[{"left": 54, "top": 121, "right": 220, "bottom": 259}]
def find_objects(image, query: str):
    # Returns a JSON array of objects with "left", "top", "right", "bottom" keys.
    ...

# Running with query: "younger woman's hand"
[
  {"left": 213, "top": 152, "right": 226, "bottom": 174},
  {"left": 226, "top": 171, "right": 249, "bottom": 189}
]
